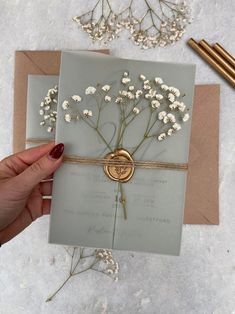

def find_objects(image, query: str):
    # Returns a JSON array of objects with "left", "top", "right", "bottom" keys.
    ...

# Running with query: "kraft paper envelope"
[{"left": 14, "top": 51, "right": 219, "bottom": 225}]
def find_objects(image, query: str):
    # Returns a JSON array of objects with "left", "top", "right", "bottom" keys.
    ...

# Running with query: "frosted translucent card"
[{"left": 49, "top": 51, "right": 195, "bottom": 255}]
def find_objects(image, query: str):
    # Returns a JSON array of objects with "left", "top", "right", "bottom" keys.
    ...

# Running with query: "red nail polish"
[{"left": 49, "top": 143, "right": 64, "bottom": 159}]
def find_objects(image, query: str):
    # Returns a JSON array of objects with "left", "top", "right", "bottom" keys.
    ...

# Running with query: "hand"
[{"left": 0, "top": 142, "right": 64, "bottom": 245}]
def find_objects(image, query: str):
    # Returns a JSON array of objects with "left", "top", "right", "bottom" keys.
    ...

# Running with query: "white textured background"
[{"left": 0, "top": 1, "right": 235, "bottom": 313}]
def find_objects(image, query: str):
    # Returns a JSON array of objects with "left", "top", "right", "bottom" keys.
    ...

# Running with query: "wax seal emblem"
[{"left": 104, "top": 149, "right": 135, "bottom": 183}]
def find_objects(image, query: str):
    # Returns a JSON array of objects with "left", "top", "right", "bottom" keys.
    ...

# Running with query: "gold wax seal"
[{"left": 104, "top": 149, "right": 135, "bottom": 183}]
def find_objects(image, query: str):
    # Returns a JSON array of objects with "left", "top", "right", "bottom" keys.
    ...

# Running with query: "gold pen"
[
  {"left": 187, "top": 38, "right": 235, "bottom": 88},
  {"left": 213, "top": 43, "right": 235, "bottom": 68},
  {"left": 199, "top": 39, "right": 235, "bottom": 78}
]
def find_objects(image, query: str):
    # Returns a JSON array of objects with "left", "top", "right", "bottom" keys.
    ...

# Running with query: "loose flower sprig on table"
[
  {"left": 61, "top": 72, "right": 190, "bottom": 219},
  {"left": 46, "top": 247, "right": 119, "bottom": 302},
  {"left": 72, "top": 0, "right": 191, "bottom": 49}
]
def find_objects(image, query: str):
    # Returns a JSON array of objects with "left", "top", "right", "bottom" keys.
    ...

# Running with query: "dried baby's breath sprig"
[
  {"left": 72, "top": 0, "right": 191, "bottom": 49},
  {"left": 39, "top": 85, "right": 58, "bottom": 133},
  {"left": 130, "top": 0, "right": 191, "bottom": 49},
  {"left": 46, "top": 247, "right": 119, "bottom": 302},
  {"left": 61, "top": 72, "right": 190, "bottom": 220},
  {"left": 72, "top": 0, "right": 125, "bottom": 44}
]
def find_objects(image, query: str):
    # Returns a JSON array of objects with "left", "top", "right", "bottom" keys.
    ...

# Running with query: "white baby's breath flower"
[
  {"left": 139, "top": 74, "right": 146, "bottom": 80},
  {"left": 155, "top": 77, "right": 163, "bottom": 84},
  {"left": 174, "top": 89, "right": 180, "bottom": 97},
  {"left": 73, "top": 16, "right": 81, "bottom": 24},
  {"left": 145, "top": 94, "right": 151, "bottom": 99},
  {"left": 143, "top": 83, "right": 151, "bottom": 90},
  {"left": 39, "top": 109, "right": 44, "bottom": 116},
  {"left": 148, "top": 89, "right": 156, "bottom": 98},
  {"left": 128, "top": 85, "right": 135, "bottom": 91},
  {"left": 135, "top": 90, "right": 143, "bottom": 99},
  {"left": 83, "top": 109, "right": 93, "bottom": 117},
  {"left": 168, "top": 93, "right": 175, "bottom": 103},
  {"left": 151, "top": 100, "right": 160, "bottom": 109},
  {"left": 163, "top": 113, "right": 176, "bottom": 124},
  {"left": 167, "top": 128, "right": 174, "bottom": 136},
  {"left": 127, "top": 91, "right": 135, "bottom": 99},
  {"left": 107, "top": 269, "right": 114, "bottom": 275},
  {"left": 62, "top": 100, "right": 70, "bottom": 110},
  {"left": 115, "top": 96, "right": 123, "bottom": 104},
  {"left": 163, "top": 116, "right": 169, "bottom": 124},
  {"left": 167, "top": 113, "right": 176, "bottom": 123},
  {"left": 158, "top": 132, "right": 167, "bottom": 141},
  {"left": 155, "top": 94, "right": 164, "bottom": 100},
  {"left": 182, "top": 113, "right": 190, "bottom": 122},
  {"left": 44, "top": 96, "right": 51, "bottom": 104},
  {"left": 123, "top": 72, "right": 129, "bottom": 77},
  {"left": 105, "top": 95, "right": 112, "bottom": 102},
  {"left": 40, "top": 121, "right": 45, "bottom": 126},
  {"left": 85, "top": 86, "right": 96, "bottom": 95},
  {"left": 178, "top": 102, "right": 186, "bottom": 112},
  {"left": 64, "top": 113, "right": 72, "bottom": 123},
  {"left": 119, "top": 90, "right": 128, "bottom": 97},
  {"left": 71, "top": 95, "right": 82, "bottom": 102},
  {"left": 158, "top": 111, "right": 167, "bottom": 120},
  {"left": 121, "top": 77, "right": 131, "bottom": 84},
  {"left": 161, "top": 84, "right": 169, "bottom": 91},
  {"left": 102, "top": 85, "right": 111, "bottom": 92},
  {"left": 169, "top": 101, "right": 180, "bottom": 110},
  {"left": 44, "top": 114, "right": 50, "bottom": 120},
  {"left": 173, "top": 123, "right": 182, "bottom": 131},
  {"left": 47, "top": 126, "right": 53, "bottom": 133},
  {"left": 133, "top": 107, "right": 140, "bottom": 114},
  {"left": 169, "top": 87, "right": 180, "bottom": 97},
  {"left": 50, "top": 116, "right": 56, "bottom": 122}
]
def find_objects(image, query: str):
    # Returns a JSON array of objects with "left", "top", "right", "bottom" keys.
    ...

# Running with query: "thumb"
[{"left": 16, "top": 143, "right": 64, "bottom": 192}]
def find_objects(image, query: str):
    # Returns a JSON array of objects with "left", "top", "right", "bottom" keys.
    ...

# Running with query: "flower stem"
[
  {"left": 79, "top": 111, "right": 113, "bottom": 152},
  {"left": 46, "top": 249, "right": 99, "bottom": 302},
  {"left": 46, "top": 275, "right": 73, "bottom": 302},
  {"left": 119, "top": 183, "right": 127, "bottom": 220}
]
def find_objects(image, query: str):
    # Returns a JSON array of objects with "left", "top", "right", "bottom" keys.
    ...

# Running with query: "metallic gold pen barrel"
[
  {"left": 187, "top": 38, "right": 235, "bottom": 88},
  {"left": 199, "top": 39, "right": 235, "bottom": 77},
  {"left": 213, "top": 43, "right": 235, "bottom": 68}
]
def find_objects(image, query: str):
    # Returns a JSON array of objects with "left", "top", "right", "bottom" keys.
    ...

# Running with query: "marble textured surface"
[{"left": 0, "top": 0, "right": 235, "bottom": 313}]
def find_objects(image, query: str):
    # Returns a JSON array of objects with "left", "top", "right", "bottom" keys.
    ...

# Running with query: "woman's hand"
[{"left": 0, "top": 142, "right": 64, "bottom": 245}]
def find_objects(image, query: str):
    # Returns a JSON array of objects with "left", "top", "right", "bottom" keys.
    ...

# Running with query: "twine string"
[
  {"left": 26, "top": 138, "right": 188, "bottom": 171},
  {"left": 63, "top": 155, "right": 188, "bottom": 171}
]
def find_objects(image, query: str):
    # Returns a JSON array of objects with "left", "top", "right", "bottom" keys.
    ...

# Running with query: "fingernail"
[{"left": 49, "top": 143, "right": 64, "bottom": 159}]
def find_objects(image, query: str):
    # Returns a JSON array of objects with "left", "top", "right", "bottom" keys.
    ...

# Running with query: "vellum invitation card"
[{"left": 49, "top": 51, "right": 195, "bottom": 255}]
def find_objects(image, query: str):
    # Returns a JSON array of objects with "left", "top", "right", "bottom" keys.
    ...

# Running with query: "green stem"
[
  {"left": 131, "top": 110, "right": 153, "bottom": 155},
  {"left": 119, "top": 183, "right": 127, "bottom": 220},
  {"left": 72, "top": 259, "right": 98, "bottom": 276},
  {"left": 46, "top": 253, "right": 99, "bottom": 302},
  {"left": 162, "top": 1, "right": 178, "bottom": 13},
  {"left": 95, "top": 127, "right": 113, "bottom": 151},
  {"left": 46, "top": 275, "right": 73, "bottom": 302},
  {"left": 79, "top": 111, "right": 113, "bottom": 152},
  {"left": 116, "top": 103, "right": 148, "bottom": 148},
  {"left": 115, "top": 101, "right": 127, "bottom": 147}
]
